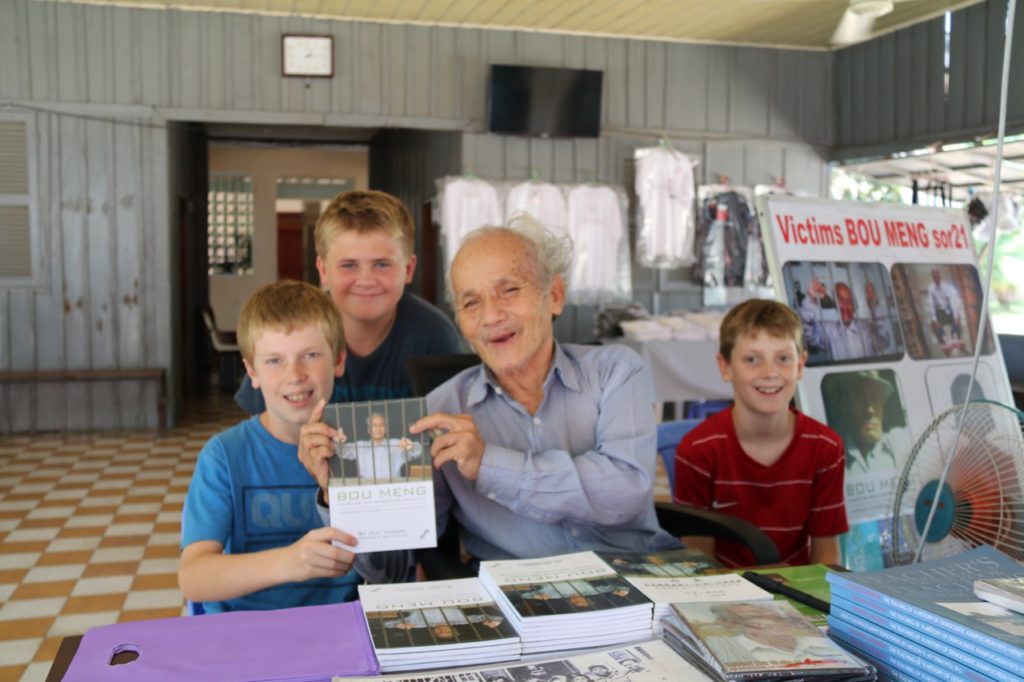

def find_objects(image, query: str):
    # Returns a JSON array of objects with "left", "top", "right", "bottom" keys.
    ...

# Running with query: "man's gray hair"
[{"left": 446, "top": 213, "right": 574, "bottom": 300}]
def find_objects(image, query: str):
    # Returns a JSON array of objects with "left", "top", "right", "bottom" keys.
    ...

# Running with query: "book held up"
[{"left": 325, "top": 398, "right": 436, "bottom": 553}]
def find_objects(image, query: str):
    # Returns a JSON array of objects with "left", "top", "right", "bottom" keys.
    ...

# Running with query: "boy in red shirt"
[{"left": 673, "top": 299, "right": 847, "bottom": 567}]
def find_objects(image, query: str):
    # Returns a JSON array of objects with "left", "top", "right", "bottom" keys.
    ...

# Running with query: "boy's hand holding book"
[
  {"left": 298, "top": 398, "right": 347, "bottom": 492},
  {"left": 286, "top": 525, "right": 357, "bottom": 582}
]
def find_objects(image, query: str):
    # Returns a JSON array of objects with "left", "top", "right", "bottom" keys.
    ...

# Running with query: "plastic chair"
[
  {"left": 418, "top": 500, "right": 781, "bottom": 580},
  {"left": 417, "top": 417, "right": 781, "bottom": 580},
  {"left": 684, "top": 399, "right": 732, "bottom": 420},
  {"left": 201, "top": 305, "right": 240, "bottom": 390},
  {"left": 657, "top": 419, "right": 702, "bottom": 491},
  {"left": 656, "top": 418, "right": 780, "bottom": 565}
]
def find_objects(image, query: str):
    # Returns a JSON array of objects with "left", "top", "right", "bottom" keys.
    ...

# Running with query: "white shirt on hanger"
[
  {"left": 566, "top": 184, "right": 624, "bottom": 302},
  {"left": 635, "top": 147, "right": 696, "bottom": 267},
  {"left": 505, "top": 181, "right": 568, "bottom": 235},
  {"left": 438, "top": 177, "right": 502, "bottom": 269}
]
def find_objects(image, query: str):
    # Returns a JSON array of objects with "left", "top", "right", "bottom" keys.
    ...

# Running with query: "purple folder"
[{"left": 64, "top": 601, "right": 378, "bottom": 681}]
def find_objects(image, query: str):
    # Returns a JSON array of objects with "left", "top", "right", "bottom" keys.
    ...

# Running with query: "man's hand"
[
  {"left": 298, "top": 399, "right": 345, "bottom": 491},
  {"left": 410, "top": 412, "right": 484, "bottom": 481},
  {"left": 286, "top": 526, "right": 357, "bottom": 582},
  {"left": 397, "top": 437, "right": 415, "bottom": 453}
]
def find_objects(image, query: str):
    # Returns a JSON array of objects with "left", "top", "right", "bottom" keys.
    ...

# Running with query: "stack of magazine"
[
  {"left": 663, "top": 599, "right": 875, "bottom": 681},
  {"left": 358, "top": 579, "right": 521, "bottom": 672},
  {"left": 337, "top": 639, "right": 718, "bottom": 682},
  {"left": 827, "top": 545, "right": 1024, "bottom": 682},
  {"left": 478, "top": 551, "right": 655, "bottom": 654},
  {"left": 596, "top": 549, "right": 774, "bottom": 635},
  {"left": 974, "top": 575, "right": 1024, "bottom": 614}
]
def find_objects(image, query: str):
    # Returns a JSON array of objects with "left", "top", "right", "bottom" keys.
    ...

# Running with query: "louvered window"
[{"left": 0, "top": 116, "right": 35, "bottom": 282}]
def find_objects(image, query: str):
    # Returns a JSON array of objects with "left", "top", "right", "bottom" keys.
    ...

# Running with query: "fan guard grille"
[{"left": 890, "top": 400, "right": 1024, "bottom": 565}]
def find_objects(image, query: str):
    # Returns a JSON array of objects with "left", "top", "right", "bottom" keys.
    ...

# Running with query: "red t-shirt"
[{"left": 673, "top": 406, "right": 848, "bottom": 567}]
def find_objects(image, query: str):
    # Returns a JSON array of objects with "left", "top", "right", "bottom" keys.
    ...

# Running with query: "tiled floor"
[
  {"left": 0, "top": 393, "right": 673, "bottom": 682},
  {"left": 0, "top": 393, "right": 245, "bottom": 682}
]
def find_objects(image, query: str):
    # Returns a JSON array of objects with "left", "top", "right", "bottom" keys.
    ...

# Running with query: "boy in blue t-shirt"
[
  {"left": 180, "top": 281, "right": 360, "bottom": 612},
  {"left": 235, "top": 190, "right": 462, "bottom": 412}
]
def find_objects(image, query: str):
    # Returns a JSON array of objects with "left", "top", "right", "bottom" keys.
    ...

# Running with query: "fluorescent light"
[{"left": 849, "top": 0, "right": 894, "bottom": 19}]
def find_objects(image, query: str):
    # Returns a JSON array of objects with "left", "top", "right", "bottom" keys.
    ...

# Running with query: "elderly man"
[
  {"left": 824, "top": 370, "right": 910, "bottom": 473},
  {"left": 821, "top": 281, "right": 878, "bottom": 361},
  {"left": 926, "top": 268, "right": 967, "bottom": 354},
  {"left": 408, "top": 220, "right": 677, "bottom": 562},
  {"left": 298, "top": 218, "right": 678, "bottom": 577}
]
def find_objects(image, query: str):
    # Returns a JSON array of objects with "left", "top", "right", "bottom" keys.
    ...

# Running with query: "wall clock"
[{"left": 282, "top": 34, "right": 334, "bottom": 78}]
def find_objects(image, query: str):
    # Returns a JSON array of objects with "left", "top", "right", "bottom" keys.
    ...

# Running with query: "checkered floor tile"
[
  {"left": 0, "top": 393, "right": 245, "bottom": 682},
  {"left": 0, "top": 393, "right": 674, "bottom": 682}
]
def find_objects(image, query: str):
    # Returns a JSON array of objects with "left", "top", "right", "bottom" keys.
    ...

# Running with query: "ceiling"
[
  {"left": 841, "top": 138, "right": 1024, "bottom": 202},
  {"left": 54, "top": 0, "right": 982, "bottom": 50}
]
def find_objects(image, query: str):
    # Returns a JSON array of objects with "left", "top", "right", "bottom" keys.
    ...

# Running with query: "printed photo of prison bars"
[{"left": 325, "top": 398, "right": 430, "bottom": 486}]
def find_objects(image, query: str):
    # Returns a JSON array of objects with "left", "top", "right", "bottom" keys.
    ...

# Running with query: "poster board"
[{"left": 757, "top": 196, "right": 1013, "bottom": 570}]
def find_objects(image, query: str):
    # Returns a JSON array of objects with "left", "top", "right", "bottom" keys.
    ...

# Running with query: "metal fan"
[{"left": 889, "top": 400, "right": 1024, "bottom": 565}]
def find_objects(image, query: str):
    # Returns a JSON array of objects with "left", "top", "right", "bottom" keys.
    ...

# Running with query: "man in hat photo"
[{"left": 822, "top": 370, "right": 910, "bottom": 473}]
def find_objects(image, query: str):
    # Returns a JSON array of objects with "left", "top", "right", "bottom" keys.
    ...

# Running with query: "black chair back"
[{"left": 405, "top": 354, "right": 480, "bottom": 397}]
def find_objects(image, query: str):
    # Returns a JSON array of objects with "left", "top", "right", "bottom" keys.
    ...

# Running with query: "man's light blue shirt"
[{"left": 427, "top": 342, "right": 680, "bottom": 560}]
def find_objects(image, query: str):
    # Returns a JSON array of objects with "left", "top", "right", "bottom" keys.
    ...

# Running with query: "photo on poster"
[
  {"left": 891, "top": 263, "right": 996, "bottom": 360},
  {"left": 325, "top": 398, "right": 429, "bottom": 485},
  {"left": 782, "top": 261, "right": 903, "bottom": 366},
  {"left": 821, "top": 368, "right": 910, "bottom": 474},
  {"left": 821, "top": 368, "right": 917, "bottom": 571},
  {"left": 924, "top": 361, "right": 999, "bottom": 418}
]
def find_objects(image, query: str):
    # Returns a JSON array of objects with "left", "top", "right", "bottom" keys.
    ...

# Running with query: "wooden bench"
[{"left": 0, "top": 368, "right": 167, "bottom": 430}]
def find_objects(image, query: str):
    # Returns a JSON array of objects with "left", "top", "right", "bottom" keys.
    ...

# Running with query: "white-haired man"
[{"left": 299, "top": 217, "right": 678, "bottom": 575}]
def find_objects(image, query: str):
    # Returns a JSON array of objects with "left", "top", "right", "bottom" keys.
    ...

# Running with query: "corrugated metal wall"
[
  {"left": 0, "top": 111, "right": 171, "bottom": 432},
  {"left": 834, "top": 0, "right": 1024, "bottom": 158}
]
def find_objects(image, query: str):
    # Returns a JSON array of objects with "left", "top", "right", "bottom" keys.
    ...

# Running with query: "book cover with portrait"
[{"left": 325, "top": 397, "right": 436, "bottom": 553}]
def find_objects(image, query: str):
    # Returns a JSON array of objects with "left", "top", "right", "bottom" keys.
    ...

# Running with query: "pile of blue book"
[{"left": 827, "top": 545, "right": 1024, "bottom": 682}]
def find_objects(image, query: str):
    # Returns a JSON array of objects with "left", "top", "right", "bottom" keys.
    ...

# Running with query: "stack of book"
[
  {"left": 974, "top": 575, "right": 1024, "bottom": 614},
  {"left": 358, "top": 578, "right": 521, "bottom": 672},
  {"left": 478, "top": 551, "right": 655, "bottom": 654},
  {"left": 827, "top": 545, "right": 1024, "bottom": 682},
  {"left": 596, "top": 549, "right": 773, "bottom": 635},
  {"left": 341, "top": 639, "right": 717, "bottom": 682},
  {"left": 662, "top": 599, "right": 875, "bottom": 681}
]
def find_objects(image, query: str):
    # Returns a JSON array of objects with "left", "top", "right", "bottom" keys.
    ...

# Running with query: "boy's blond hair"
[
  {"left": 237, "top": 280, "right": 345, "bottom": 363},
  {"left": 719, "top": 298, "right": 804, "bottom": 360},
  {"left": 314, "top": 190, "right": 414, "bottom": 260}
]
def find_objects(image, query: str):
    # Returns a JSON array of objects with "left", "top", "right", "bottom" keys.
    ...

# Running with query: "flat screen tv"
[{"left": 488, "top": 64, "right": 603, "bottom": 138}]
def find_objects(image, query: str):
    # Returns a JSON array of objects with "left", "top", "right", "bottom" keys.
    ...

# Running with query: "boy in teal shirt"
[{"left": 180, "top": 281, "right": 359, "bottom": 611}]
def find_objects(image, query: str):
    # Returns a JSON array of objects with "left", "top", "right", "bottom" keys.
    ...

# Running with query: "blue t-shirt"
[
  {"left": 182, "top": 417, "right": 360, "bottom": 612},
  {"left": 235, "top": 293, "right": 462, "bottom": 414}
]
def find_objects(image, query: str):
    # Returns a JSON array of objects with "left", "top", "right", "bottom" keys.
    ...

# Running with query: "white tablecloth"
[{"left": 607, "top": 337, "right": 733, "bottom": 404}]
